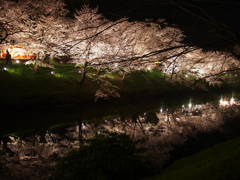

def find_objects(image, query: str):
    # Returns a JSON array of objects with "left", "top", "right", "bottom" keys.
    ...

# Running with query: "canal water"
[{"left": 1, "top": 91, "right": 240, "bottom": 179}]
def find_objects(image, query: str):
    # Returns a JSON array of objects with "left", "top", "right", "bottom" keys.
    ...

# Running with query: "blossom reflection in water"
[{"left": 1, "top": 98, "right": 240, "bottom": 179}]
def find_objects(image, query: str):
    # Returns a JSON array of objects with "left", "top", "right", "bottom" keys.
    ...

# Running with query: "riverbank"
[
  {"left": 142, "top": 101, "right": 240, "bottom": 180},
  {"left": 1, "top": 64, "right": 240, "bottom": 179},
  {"left": 0, "top": 62, "right": 234, "bottom": 110},
  {"left": 1, "top": 90, "right": 240, "bottom": 180},
  {"left": 143, "top": 135, "right": 240, "bottom": 180}
]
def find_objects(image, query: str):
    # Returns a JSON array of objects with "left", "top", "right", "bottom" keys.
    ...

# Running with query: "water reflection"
[{"left": 1, "top": 95, "right": 240, "bottom": 179}]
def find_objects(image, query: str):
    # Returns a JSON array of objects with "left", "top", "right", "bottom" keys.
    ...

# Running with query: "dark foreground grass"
[{"left": 143, "top": 136, "right": 240, "bottom": 180}]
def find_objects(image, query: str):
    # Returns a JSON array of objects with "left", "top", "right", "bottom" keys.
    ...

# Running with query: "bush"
[{"left": 51, "top": 131, "right": 151, "bottom": 180}]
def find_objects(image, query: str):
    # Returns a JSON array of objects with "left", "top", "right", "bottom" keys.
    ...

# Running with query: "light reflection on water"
[{"left": 1, "top": 94, "right": 240, "bottom": 179}]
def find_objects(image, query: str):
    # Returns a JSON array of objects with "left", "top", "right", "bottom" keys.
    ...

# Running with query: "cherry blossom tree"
[
  {"left": 1, "top": 0, "right": 240, "bottom": 96},
  {"left": 0, "top": 0, "right": 71, "bottom": 70},
  {"left": 90, "top": 0, "right": 240, "bottom": 60},
  {"left": 59, "top": 6, "right": 185, "bottom": 81}
]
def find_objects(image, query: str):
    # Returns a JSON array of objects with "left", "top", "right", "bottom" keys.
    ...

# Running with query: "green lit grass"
[
  {"left": 0, "top": 62, "right": 94, "bottom": 108},
  {"left": 143, "top": 136, "right": 240, "bottom": 180},
  {"left": 0, "top": 62, "right": 208, "bottom": 109}
]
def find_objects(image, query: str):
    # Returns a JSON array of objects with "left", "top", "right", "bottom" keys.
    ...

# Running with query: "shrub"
[{"left": 51, "top": 131, "right": 151, "bottom": 180}]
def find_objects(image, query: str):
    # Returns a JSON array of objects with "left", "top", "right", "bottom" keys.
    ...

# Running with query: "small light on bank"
[
  {"left": 50, "top": 71, "right": 54, "bottom": 74},
  {"left": 160, "top": 108, "right": 163, "bottom": 113},
  {"left": 3, "top": 67, "right": 7, "bottom": 71},
  {"left": 188, "top": 102, "right": 192, "bottom": 108},
  {"left": 16, "top": 60, "right": 20, "bottom": 63}
]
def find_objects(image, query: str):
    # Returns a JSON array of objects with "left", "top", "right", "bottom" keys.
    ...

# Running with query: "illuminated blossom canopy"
[{"left": 1, "top": 0, "right": 240, "bottom": 87}]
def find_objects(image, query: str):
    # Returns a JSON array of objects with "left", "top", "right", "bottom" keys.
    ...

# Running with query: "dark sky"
[{"left": 66, "top": 0, "right": 240, "bottom": 31}]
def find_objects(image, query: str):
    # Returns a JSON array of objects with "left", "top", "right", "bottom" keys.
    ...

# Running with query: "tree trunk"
[
  {"left": 96, "top": 67, "right": 101, "bottom": 75},
  {"left": 121, "top": 71, "right": 126, "bottom": 81},
  {"left": 33, "top": 60, "right": 38, "bottom": 73},
  {"left": 78, "top": 119, "right": 83, "bottom": 147},
  {"left": 33, "top": 52, "right": 40, "bottom": 73},
  {"left": 79, "top": 61, "right": 88, "bottom": 84}
]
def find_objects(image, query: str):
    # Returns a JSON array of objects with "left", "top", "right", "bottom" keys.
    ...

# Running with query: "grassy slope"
[
  {"left": 0, "top": 63, "right": 195, "bottom": 109},
  {"left": 143, "top": 136, "right": 240, "bottom": 180},
  {"left": 0, "top": 61, "right": 236, "bottom": 109},
  {"left": 0, "top": 63, "right": 94, "bottom": 108},
  {"left": 0, "top": 62, "right": 203, "bottom": 136}
]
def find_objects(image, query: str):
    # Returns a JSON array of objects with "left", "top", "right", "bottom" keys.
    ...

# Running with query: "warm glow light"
[
  {"left": 219, "top": 96, "right": 240, "bottom": 106},
  {"left": 220, "top": 100, "right": 229, "bottom": 106},
  {"left": 220, "top": 97, "right": 232, "bottom": 106},
  {"left": 1, "top": 45, "right": 35, "bottom": 60}
]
